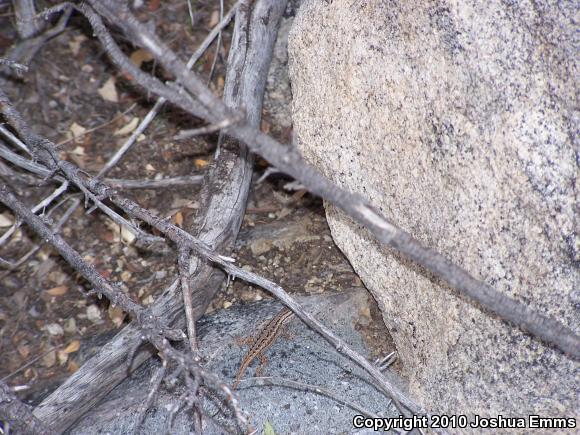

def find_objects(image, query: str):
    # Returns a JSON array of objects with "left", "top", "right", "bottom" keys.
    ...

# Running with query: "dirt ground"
[{"left": 0, "top": 0, "right": 396, "bottom": 407}]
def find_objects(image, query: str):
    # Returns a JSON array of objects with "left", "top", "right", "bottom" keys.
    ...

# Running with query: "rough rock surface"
[
  {"left": 69, "top": 290, "right": 402, "bottom": 434},
  {"left": 289, "top": 0, "right": 579, "bottom": 420}
]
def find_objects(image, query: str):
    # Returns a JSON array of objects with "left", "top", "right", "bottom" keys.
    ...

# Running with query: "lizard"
[{"left": 232, "top": 307, "right": 295, "bottom": 389}]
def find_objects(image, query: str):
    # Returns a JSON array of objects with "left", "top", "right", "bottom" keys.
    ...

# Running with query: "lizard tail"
[{"left": 232, "top": 365, "right": 246, "bottom": 389}]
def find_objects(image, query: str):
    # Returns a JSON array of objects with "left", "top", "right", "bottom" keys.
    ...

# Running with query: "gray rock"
[
  {"left": 289, "top": 0, "right": 579, "bottom": 423},
  {"left": 70, "top": 289, "right": 404, "bottom": 434}
]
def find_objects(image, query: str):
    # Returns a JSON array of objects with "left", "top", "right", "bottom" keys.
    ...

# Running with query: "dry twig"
[
  {"left": 0, "top": 95, "right": 423, "bottom": 416},
  {"left": 0, "top": 0, "right": 576, "bottom": 432},
  {"left": 83, "top": 0, "right": 580, "bottom": 360},
  {"left": 25, "top": 0, "right": 282, "bottom": 431}
]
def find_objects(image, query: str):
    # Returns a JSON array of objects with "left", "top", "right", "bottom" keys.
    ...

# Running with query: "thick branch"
[
  {"left": 12, "top": 0, "right": 42, "bottom": 39},
  {"left": 30, "top": 0, "right": 286, "bottom": 430},
  {"left": 86, "top": 0, "right": 580, "bottom": 359}
]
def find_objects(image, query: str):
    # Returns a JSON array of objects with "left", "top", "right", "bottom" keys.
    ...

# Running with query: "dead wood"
[
  {"left": 1, "top": 5, "right": 69, "bottom": 78},
  {"left": 0, "top": 380, "right": 46, "bottom": 435},
  {"left": 1, "top": 0, "right": 424, "bottom": 423},
  {"left": 12, "top": 0, "right": 42, "bottom": 39},
  {"left": 0, "top": 0, "right": 576, "bottom": 432},
  {"left": 83, "top": 0, "right": 580, "bottom": 360},
  {"left": 0, "top": 179, "right": 251, "bottom": 431},
  {"left": 29, "top": 0, "right": 287, "bottom": 431}
]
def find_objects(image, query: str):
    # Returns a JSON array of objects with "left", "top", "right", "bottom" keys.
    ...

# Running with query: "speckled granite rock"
[
  {"left": 289, "top": 0, "right": 579, "bottom": 421},
  {"left": 68, "top": 290, "right": 402, "bottom": 434}
]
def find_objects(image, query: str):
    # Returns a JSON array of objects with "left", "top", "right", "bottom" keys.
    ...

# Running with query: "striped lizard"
[{"left": 233, "top": 307, "right": 294, "bottom": 389}]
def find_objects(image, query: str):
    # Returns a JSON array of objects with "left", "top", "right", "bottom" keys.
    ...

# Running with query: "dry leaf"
[
  {"left": 359, "top": 305, "right": 371, "bottom": 319},
  {"left": 48, "top": 270, "right": 68, "bottom": 286},
  {"left": 57, "top": 350, "right": 69, "bottom": 366},
  {"left": 69, "top": 34, "right": 87, "bottom": 56},
  {"left": 130, "top": 49, "right": 154, "bottom": 67},
  {"left": 64, "top": 318, "right": 77, "bottom": 334},
  {"left": 145, "top": 163, "right": 155, "bottom": 171},
  {"left": 67, "top": 360, "right": 80, "bottom": 373},
  {"left": 194, "top": 159, "right": 209, "bottom": 168},
  {"left": 71, "top": 146, "right": 86, "bottom": 156},
  {"left": 103, "top": 220, "right": 121, "bottom": 243},
  {"left": 98, "top": 77, "right": 119, "bottom": 102},
  {"left": 41, "top": 350, "right": 56, "bottom": 368},
  {"left": 0, "top": 212, "right": 14, "bottom": 227},
  {"left": 174, "top": 211, "right": 183, "bottom": 227},
  {"left": 63, "top": 340, "right": 80, "bottom": 354},
  {"left": 69, "top": 122, "right": 87, "bottom": 139},
  {"left": 114, "top": 117, "right": 139, "bottom": 136},
  {"left": 17, "top": 344, "right": 30, "bottom": 359},
  {"left": 120, "top": 225, "right": 136, "bottom": 245},
  {"left": 46, "top": 286, "right": 69, "bottom": 297},
  {"left": 108, "top": 305, "right": 126, "bottom": 328},
  {"left": 45, "top": 323, "right": 64, "bottom": 336}
]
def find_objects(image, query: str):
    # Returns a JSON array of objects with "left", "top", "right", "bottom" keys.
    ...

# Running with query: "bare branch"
[
  {"left": 13, "top": 0, "right": 42, "bottom": 39},
  {"left": 173, "top": 114, "right": 243, "bottom": 141},
  {"left": 2, "top": 105, "right": 425, "bottom": 414},
  {"left": 30, "top": 0, "right": 283, "bottom": 430},
  {"left": 178, "top": 248, "right": 198, "bottom": 354},
  {"left": 95, "top": 0, "right": 241, "bottom": 179},
  {"left": 84, "top": 0, "right": 580, "bottom": 359},
  {"left": 0, "top": 196, "right": 79, "bottom": 279},
  {"left": 106, "top": 175, "right": 203, "bottom": 189},
  {"left": 0, "top": 380, "right": 47, "bottom": 435},
  {"left": 3, "top": 5, "right": 70, "bottom": 75},
  {"left": 0, "top": 181, "right": 68, "bottom": 248},
  {"left": 0, "top": 138, "right": 202, "bottom": 189},
  {"left": 0, "top": 183, "right": 184, "bottom": 343},
  {"left": 132, "top": 360, "right": 167, "bottom": 432}
]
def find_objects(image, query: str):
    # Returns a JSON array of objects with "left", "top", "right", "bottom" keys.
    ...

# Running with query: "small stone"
[
  {"left": 155, "top": 270, "right": 167, "bottom": 280},
  {"left": 142, "top": 295, "right": 154, "bottom": 305},
  {"left": 86, "top": 305, "right": 102, "bottom": 323},
  {"left": 45, "top": 323, "right": 64, "bottom": 336},
  {"left": 64, "top": 318, "right": 77, "bottom": 334},
  {"left": 250, "top": 239, "right": 273, "bottom": 256},
  {"left": 121, "top": 270, "right": 132, "bottom": 281}
]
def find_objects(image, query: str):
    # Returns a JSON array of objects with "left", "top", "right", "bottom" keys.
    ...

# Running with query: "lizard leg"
[
  {"left": 235, "top": 335, "right": 254, "bottom": 347},
  {"left": 280, "top": 328, "right": 294, "bottom": 340},
  {"left": 255, "top": 354, "right": 268, "bottom": 376}
]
